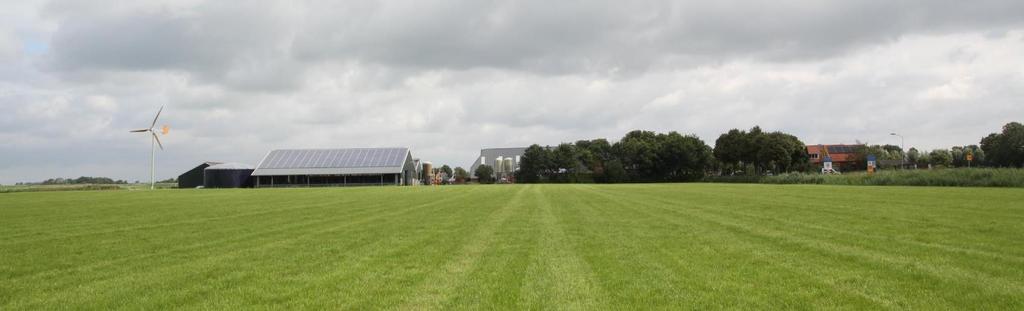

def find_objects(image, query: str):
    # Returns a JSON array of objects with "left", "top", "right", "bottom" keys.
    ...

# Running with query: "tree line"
[
  {"left": 981, "top": 122, "right": 1024, "bottom": 168},
  {"left": 713, "top": 126, "right": 809, "bottom": 175},
  {"left": 513, "top": 130, "right": 716, "bottom": 183},
  {"left": 856, "top": 121, "right": 1021, "bottom": 169},
  {"left": 21, "top": 176, "right": 131, "bottom": 185},
  {"left": 505, "top": 121, "right": 1023, "bottom": 183}
]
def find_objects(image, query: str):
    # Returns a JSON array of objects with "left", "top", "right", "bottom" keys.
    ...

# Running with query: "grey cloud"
[
  {"left": 43, "top": 0, "right": 1024, "bottom": 84},
  {"left": 2, "top": 1, "right": 1023, "bottom": 184},
  {"left": 44, "top": 1, "right": 303, "bottom": 90},
  {"left": 657, "top": 1, "right": 1024, "bottom": 60},
  {"left": 292, "top": 0, "right": 1024, "bottom": 73}
]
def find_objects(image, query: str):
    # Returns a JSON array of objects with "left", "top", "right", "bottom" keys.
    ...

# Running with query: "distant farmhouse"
[
  {"left": 807, "top": 144, "right": 864, "bottom": 172},
  {"left": 470, "top": 147, "right": 527, "bottom": 181}
]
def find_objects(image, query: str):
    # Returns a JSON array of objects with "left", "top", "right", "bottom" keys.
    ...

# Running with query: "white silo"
[
  {"left": 503, "top": 157, "right": 514, "bottom": 175},
  {"left": 494, "top": 156, "right": 504, "bottom": 174}
]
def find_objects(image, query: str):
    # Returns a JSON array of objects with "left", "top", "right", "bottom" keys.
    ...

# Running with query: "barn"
[
  {"left": 178, "top": 161, "right": 222, "bottom": 188},
  {"left": 251, "top": 147, "right": 417, "bottom": 187},
  {"left": 469, "top": 147, "right": 527, "bottom": 181}
]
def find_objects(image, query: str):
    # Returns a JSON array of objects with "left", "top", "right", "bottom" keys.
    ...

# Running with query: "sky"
[{"left": 1, "top": 0, "right": 1023, "bottom": 184}]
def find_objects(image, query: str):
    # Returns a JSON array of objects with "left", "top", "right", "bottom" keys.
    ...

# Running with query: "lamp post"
[{"left": 890, "top": 133, "right": 905, "bottom": 169}]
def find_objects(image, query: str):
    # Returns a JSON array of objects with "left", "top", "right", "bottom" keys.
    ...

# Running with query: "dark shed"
[
  {"left": 203, "top": 163, "right": 255, "bottom": 188},
  {"left": 178, "top": 162, "right": 221, "bottom": 188}
]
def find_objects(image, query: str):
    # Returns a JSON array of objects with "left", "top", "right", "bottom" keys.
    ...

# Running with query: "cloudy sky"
[{"left": 1, "top": 0, "right": 1023, "bottom": 183}]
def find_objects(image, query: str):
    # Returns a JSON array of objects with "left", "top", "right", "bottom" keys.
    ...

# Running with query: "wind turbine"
[{"left": 130, "top": 106, "right": 168, "bottom": 190}]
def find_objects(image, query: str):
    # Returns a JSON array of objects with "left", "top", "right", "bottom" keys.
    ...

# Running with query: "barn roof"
[
  {"left": 806, "top": 144, "right": 864, "bottom": 163},
  {"left": 206, "top": 162, "right": 254, "bottom": 170},
  {"left": 251, "top": 147, "right": 411, "bottom": 176}
]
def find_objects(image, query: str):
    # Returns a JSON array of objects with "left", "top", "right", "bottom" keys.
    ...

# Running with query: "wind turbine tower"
[{"left": 130, "top": 106, "right": 168, "bottom": 190}]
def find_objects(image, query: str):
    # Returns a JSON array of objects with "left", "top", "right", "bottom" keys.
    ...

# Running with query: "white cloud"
[
  {"left": 919, "top": 76, "right": 976, "bottom": 101},
  {"left": 86, "top": 95, "right": 117, "bottom": 112}
]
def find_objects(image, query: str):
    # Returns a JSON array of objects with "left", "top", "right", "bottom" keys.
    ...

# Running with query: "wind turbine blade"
[
  {"left": 152, "top": 132, "right": 164, "bottom": 150},
  {"left": 129, "top": 129, "right": 149, "bottom": 132},
  {"left": 150, "top": 106, "right": 163, "bottom": 129}
]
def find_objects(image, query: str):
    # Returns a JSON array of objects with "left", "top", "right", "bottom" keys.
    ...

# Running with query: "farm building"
[
  {"left": 469, "top": 147, "right": 526, "bottom": 181},
  {"left": 251, "top": 147, "right": 417, "bottom": 187},
  {"left": 178, "top": 161, "right": 222, "bottom": 188},
  {"left": 203, "top": 163, "right": 255, "bottom": 188},
  {"left": 807, "top": 144, "right": 865, "bottom": 172}
]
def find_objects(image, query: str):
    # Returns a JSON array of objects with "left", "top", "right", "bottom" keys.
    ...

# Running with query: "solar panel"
[
  {"left": 824, "top": 145, "right": 864, "bottom": 154},
  {"left": 258, "top": 148, "right": 409, "bottom": 169}
]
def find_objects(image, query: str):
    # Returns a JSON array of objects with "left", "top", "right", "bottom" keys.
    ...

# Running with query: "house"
[{"left": 806, "top": 144, "right": 864, "bottom": 172}]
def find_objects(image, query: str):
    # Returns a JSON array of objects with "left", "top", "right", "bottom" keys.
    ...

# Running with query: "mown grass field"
[{"left": 1, "top": 184, "right": 1022, "bottom": 309}]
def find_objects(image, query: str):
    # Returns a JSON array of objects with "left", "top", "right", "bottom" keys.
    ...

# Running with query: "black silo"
[{"left": 203, "top": 163, "right": 254, "bottom": 188}]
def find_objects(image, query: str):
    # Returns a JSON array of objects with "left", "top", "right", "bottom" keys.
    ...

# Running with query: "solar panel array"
[
  {"left": 258, "top": 148, "right": 409, "bottom": 169},
  {"left": 826, "top": 145, "right": 859, "bottom": 154}
]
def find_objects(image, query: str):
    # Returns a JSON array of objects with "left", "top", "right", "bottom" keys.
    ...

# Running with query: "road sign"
[{"left": 867, "top": 155, "right": 877, "bottom": 174}]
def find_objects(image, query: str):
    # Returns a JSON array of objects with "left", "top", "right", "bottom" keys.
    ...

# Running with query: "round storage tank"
[
  {"left": 422, "top": 162, "right": 433, "bottom": 184},
  {"left": 494, "top": 157, "right": 504, "bottom": 174},
  {"left": 203, "top": 163, "right": 255, "bottom": 188},
  {"left": 503, "top": 157, "right": 514, "bottom": 173}
]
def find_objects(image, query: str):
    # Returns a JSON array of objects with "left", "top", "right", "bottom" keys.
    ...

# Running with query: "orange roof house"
[{"left": 806, "top": 144, "right": 863, "bottom": 165}]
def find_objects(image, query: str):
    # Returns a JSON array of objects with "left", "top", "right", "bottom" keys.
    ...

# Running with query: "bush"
[
  {"left": 743, "top": 168, "right": 1024, "bottom": 187},
  {"left": 0, "top": 184, "right": 125, "bottom": 193}
]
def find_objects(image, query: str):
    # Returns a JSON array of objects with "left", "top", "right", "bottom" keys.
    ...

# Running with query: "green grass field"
[{"left": 2, "top": 184, "right": 1022, "bottom": 309}]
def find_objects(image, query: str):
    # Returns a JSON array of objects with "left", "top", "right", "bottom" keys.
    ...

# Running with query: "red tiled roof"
[{"left": 806, "top": 144, "right": 863, "bottom": 163}]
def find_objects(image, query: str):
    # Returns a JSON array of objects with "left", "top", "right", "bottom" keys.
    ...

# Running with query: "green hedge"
[
  {"left": 706, "top": 168, "right": 1024, "bottom": 187},
  {"left": 0, "top": 184, "right": 125, "bottom": 193}
]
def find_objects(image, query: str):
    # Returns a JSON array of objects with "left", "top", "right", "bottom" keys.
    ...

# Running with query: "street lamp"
[{"left": 890, "top": 133, "right": 905, "bottom": 169}]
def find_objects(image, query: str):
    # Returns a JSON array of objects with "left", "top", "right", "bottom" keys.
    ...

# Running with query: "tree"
[
  {"left": 614, "top": 130, "right": 660, "bottom": 181},
  {"left": 744, "top": 126, "right": 764, "bottom": 169},
  {"left": 713, "top": 129, "right": 748, "bottom": 174},
  {"left": 917, "top": 152, "right": 932, "bottom": 167},
  {"left": 440, "top": 165, "right": 453, "bottom": 178},
  {"left": 612, "top": 130, "right": 713, "bottom": 182},
  {"left": 551, "top": 143, "right": 580, "bottom": 182},
  {"left": 755, "top": 133, "right": 791, "bottom": 173},
  {"left": 604, "top": 159, "right": 627, "bottom": 183},
  {"left": 518, "top": 129, "right": 717, "bottom": 183},
  {"left": 881, "top": 144, "right": 903, "bottom": 155},
  {"left": 655, "top": 132, "right": 714, "bottom": 181},
  {"left": 583, "top": 138, "right": 614, "bottom": 161},
  {"left": 453, "top": 167, "right": 469, "bottom": 184},
  {"left": 907, "top": 148, "right": 921, "bottom": 166},
  {"left": 518, "top": 144, "right": 552, "bottom": 183},
  {"left": 950, "top": 146, "right": 966, "bottom": 167},
  {"left": 474, "top": 165, "right": 495, "bottom": 184},
  {"left": 41, "top": 176, "right": 124, "bottom": 185},
  {"left": 439, "top": 165, "right": 453, "bottom": 184},
  {"left": 980, "top": 122, "right": 1024, "bottom": 167},
  {"left": 778, "top": 133, "right": 810, "bottom": 172},
  {"left": 714, "top": 127, "right": 807, "bottom": 174},
  {"left": 929, "top": 149, "right": 953, "bottom": 167}
]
